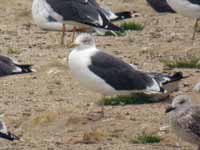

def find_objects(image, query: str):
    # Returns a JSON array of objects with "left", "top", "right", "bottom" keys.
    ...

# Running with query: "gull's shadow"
[{"left": 99, "top": 93, "right": 171, "bottom": 106}]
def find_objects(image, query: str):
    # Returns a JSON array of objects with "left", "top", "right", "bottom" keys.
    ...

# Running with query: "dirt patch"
[{"left": 0, "top": 0, "right": 199, "bottom": 149}]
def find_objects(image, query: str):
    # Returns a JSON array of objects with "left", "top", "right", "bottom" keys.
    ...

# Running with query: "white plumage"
[
  {"left": 68, "top": 34, "right": 170, "bottom": 96},
  {"left": 167, "top": 0, "right": 200, "bottom": 19}
]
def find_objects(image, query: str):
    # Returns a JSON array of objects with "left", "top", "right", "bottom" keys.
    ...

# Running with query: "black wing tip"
[
  {"left": 114, "top": 11, "right": 133, "bottom": 20},
  {"left": 160, "top": 87, "right": 166, "bottom": 93},
  {"left": 171, "top": 72, "right": 183, "bottom": 81},
  {"left": 17, "top": 64, "right": 34, "bottom": 73},
  {"left": 0, "top": 132, "right": 20, "bottom": 141},
  {"left": 105, "top": 23, "right": 123, "bottom": 32}
]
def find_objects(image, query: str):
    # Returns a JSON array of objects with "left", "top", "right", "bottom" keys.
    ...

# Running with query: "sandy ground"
[{"left": 0, "top": 0, "right": 199, "bottom": 149}]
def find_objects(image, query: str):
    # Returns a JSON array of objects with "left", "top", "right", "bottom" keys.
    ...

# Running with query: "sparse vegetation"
[
  {"left": 100, "top": 22, "right": 144, "bottom": 36},
  {"left": 31, "top": 111, "right": 59, "bottom": 127},
  {"left": 162, "top": 57, "right": 200, "bottom": 69},
  {"left": 103, "top": 31, "right": 126, "bottom": 36},
  {"left": 131, "top": 134, "right": 161, "bottom": 144},
  {"left": 120, "top": 22, "right": 144, "bottom": 31},
  {"left": 7, "top": 47, "right": 22, "bottom": 54},
  {"left": 99, "top": 95, "right": 153, "bottom": 106}
]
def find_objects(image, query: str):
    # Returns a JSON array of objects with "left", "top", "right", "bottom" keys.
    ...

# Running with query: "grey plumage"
[
  {"left": 46, "top": 0, "right": 122, "bottom": 31},
  {"left": 166, "top": 95, "right": 200, "bottom": 150},
  {"left": 0, "top": 55, "right": 33, "bottom": 77},
  {"left": 89, "top": 51, "right": 161, "bottom": 91}
]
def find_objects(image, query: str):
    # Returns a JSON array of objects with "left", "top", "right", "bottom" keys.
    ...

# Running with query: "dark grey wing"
[
  {"left": 88, "top": 0, "right": 115, "bottom": 19},
  {"left": 46, "top": 0, "right": 122, "bottom": 31},
  {"left": 0, "top": 56, "right": 17, "bottom": 76},
  {"left": 89, "top": 51, "right": 161, "bottom": 91},
  {"left": 188, "top": 0, "right": 200, "bottom": 5},
  {"left": 0, "top": 55, "right": 33, "bottom": 77},
  {"left": 146, "top": 0, "right": 175, "bottom": 13},
  {"left": 178, "top": 107, "right": 200, "bottom": 138},
  {"left": 0, "top": 121, "right": 4, "bottom": 130}
]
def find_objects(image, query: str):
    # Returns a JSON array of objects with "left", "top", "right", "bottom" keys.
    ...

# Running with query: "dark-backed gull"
[
  {"left": 166, "top": 95, "right": 200, "bottom": 150},
  {"left": 0, "top": 55, "right": 33, "bottom": 77},
  {"left": 32, "top": 0, "right": 133, "bottom": 44},
  {"left": 68, "top": 34, "right": 183, "bottom": 96},
  {"left": 68, "top": 34, "right": 183, "bottom": 114}
]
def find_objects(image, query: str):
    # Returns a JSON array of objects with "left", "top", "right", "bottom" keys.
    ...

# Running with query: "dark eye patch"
[
  {"left": 82, "top": 38, "right": 91, "bottom": 44},
  {"left": 179, "top": 100, "right": 185, "bottom": 104}
]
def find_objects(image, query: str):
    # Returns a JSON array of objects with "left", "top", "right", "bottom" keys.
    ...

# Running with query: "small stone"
[{"left": 194, "top": 82, "right": 200, "bottom": 92}]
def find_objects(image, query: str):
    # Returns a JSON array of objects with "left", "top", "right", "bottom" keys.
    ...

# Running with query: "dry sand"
[{"left": 0, "top": 0, "right": 199, "bottom": 149}]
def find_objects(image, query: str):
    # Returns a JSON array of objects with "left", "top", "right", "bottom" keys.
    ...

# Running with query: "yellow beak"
[{"left": 67, "top": 42, "right": 78, "bottom": 49}]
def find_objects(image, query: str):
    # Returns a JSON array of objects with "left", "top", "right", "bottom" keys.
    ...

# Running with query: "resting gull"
[
  {"left": 0, "top": 115, "right": 20, "bottom": 141},
  {"left": 167, "top": 0, "right": 200, "bottom": 39},
  {"left": 68, "top": 34, "right": 183, "bottom": 114},
  {"left": 166, "top": 95, "right": 200, "bottom": 150},
  {"left": 0, "top": 55, "right": 33, "bottom": 77},
  {"left": 32, "top": 0, "right": 134, "bottom": 44}
]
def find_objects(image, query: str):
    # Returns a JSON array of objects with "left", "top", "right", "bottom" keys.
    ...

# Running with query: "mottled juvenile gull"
[
  {"left": 68, "top": 34, "right": 183, "bottom": 114},
  {"left": 166, "top": 95, "right": 200, "bottom": 150},
  {"left": 166, "top": 0, "right": 200, "bottom": 39},
  {"left": 0, "top": 55, "right": 33, "bottom": 77},
  {"left": 32, "top": 0, "right": 133, "bottom": 44}
]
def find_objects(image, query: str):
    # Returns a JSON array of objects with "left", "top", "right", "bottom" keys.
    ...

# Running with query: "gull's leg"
[
  {"left": 61, "top": 24, "right": 66, "bottom": 45},
  {"left": 198, "top": 145, "right": 200, "bottom": 150},
  {"left": 72, "top": 26, "right": 77, "bottom": 42},
  {"left": 192, "top": 19, "right": 199, "bottom": 40},
  {"left": 100, "top": 95, "right": 105, "bottom": 117},
  {"left": 86, "top": 96, "right": 105, "bottom": 121}
]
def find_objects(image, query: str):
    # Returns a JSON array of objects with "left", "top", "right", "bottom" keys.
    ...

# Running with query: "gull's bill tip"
[
  {"left": 67, "top": 42, "right": 78, "bottom": 49},
  {"left": 165, "top": 106, "right": 175, "bottom": 113}
]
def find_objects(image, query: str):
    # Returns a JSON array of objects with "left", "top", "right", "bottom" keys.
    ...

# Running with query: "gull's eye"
[
  {"left": 179, "top": 100, "right": 185, "bottom": 104},
  {"left": 82, "top": 38, "right": 91, "bottom": 44}
]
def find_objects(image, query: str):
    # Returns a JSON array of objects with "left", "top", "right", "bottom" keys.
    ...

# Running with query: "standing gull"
[
  {"left": 166, "top": 95, "right": 200, "bottom": 150},
  {"left": 0, "top": 55, "right": 33, "bottom": 77},
  {"left": 32, "top": 0, "right": 133, "bottom": 44},
  {"left": 68, "top": 34, "right": 183, "bottom": 114},
  {"left": 166, "top": 0, "right": 200, "bottom": 39}
]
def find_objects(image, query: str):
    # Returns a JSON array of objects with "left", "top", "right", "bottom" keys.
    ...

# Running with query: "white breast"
[
  {"left": 32, "top": 0, "right": 92, "bottom": 31},
  {"left": 32, "top": 0, "right": 64, "bottom": 31},
  {"left": 68, "top": 48, "right": 117, "bottom": 96},
  {"left": 167, "top": 0, "right": 200, "bottom": 19}
]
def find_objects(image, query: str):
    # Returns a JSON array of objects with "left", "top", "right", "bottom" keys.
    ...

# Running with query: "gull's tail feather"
[
  {"left": 0, "top": 132, "right": 20, "bottom": 141},
  {"left": 149, "top": 72, "right": 186, "bottom": 93},
  {"left": 15, "top": 64, "right": 34, "bottom": 74},
  {"left": 162, "top": 72, "right": 187, "bottom": 93},
  {"left": 164, "top": 72, "right": 184, "bottom": 84},
  {"left": 106, "top": 23, "right": 123, "bottom": 32},
  {"left": 149, "top": 72, "right": 184, "bottom": 85}
]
